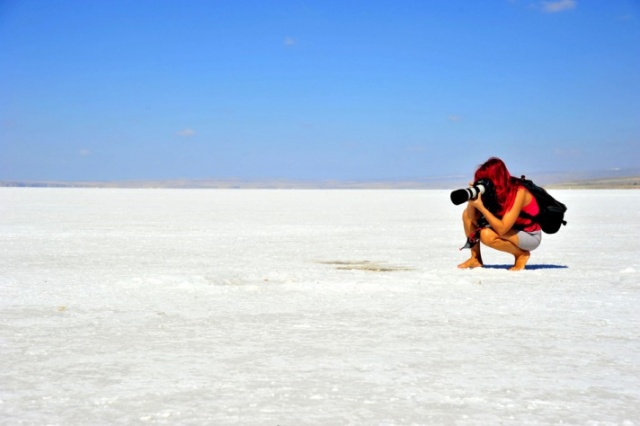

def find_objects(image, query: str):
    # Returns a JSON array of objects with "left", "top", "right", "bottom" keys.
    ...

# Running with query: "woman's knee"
[
  {"left": 461, "top": 206, "right": 470, "bottom": 221},
  {"left": 462, "top": 205, "right": 479, "bottom": 223},
  {"left": 479, "top": 227, "right": 498, "bottom": 245}
]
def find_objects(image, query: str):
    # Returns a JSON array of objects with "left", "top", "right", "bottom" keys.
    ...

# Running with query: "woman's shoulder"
[
  {"left": 514, "top": 185, "right": 527, "bottom": 196},
  {"left": 517, "top": 185, "right": 534, "bottom": 204}
]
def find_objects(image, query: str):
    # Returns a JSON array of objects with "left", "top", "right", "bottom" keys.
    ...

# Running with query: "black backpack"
[{"left": 516, "top": 176, "right": 567, "bottom": 234}]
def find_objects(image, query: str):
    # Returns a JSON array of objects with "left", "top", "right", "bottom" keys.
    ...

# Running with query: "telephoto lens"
[{"left": 450, "top": 181, "right": 487, "bottom": 205}]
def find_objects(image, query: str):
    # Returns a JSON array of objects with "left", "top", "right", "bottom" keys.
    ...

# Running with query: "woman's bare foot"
[
  {"left": 509, "top": 251, "right": 530, "bottom": 271},
  {"left": 458, "top": 257, "right": 483, "bottom": 269}
]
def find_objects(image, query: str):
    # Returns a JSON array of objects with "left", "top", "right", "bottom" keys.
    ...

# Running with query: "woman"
[{"left": 458, "top": 157, "right": 542, "bottom": 271}]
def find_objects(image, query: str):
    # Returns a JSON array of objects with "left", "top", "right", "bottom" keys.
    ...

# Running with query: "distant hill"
[{"left": 547, "top": 176, "right": 640, "bottom": 189}]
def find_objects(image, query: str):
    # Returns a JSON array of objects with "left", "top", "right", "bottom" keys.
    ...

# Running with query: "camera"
[{"left": 450, "top": 179, "right": 493, "bottom": 205}]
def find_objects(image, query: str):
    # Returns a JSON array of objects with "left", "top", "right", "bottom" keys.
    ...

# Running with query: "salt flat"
[{"left": 1, "top": 188, "right": 639, "bottom": 425}]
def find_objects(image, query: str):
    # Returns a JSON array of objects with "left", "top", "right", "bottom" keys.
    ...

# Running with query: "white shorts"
[{"left": 517, "top": 230, "right": 542, "bottom": 251}]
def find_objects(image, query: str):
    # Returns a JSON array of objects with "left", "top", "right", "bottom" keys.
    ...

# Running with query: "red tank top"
[{"left": 515, "top": 190, "right": 541, "bottom": 232}]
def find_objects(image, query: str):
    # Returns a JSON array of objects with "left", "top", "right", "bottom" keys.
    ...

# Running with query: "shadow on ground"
[{"left": 484, "top": 264, "right": 569, "bottom": 270}]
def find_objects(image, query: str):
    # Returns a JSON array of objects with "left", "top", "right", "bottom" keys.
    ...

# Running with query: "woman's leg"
[
  {"left": 457, "top": 204, "right": 484, "bottom": 268},
  {"left": 479, "top": 228, "right": 530, "bottom": 271}
]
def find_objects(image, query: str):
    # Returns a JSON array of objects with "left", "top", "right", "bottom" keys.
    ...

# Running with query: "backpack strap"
[{"left": 515, "top": 175, "right": 538, "bottom": 227}]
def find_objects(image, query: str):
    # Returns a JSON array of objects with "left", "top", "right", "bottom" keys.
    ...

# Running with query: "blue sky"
[{"left": 1, "top": 0, "right": 639, "bottom": 182}]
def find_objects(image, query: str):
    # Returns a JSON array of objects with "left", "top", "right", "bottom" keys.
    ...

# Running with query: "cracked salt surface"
[{"left": 1, "top": 188, "right": 639, "bottom": 425}]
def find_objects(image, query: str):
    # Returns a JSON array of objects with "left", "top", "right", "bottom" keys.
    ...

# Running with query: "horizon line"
[{"left": 1, "top": 173, "right": 639, "bottom": 190}]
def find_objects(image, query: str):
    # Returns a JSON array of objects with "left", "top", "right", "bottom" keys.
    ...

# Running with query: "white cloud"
[
  {"left": 541, "top": 0, "right": 576, "bottom": 13},
  {"left": 79, "top": 149, "right": 91, "bottom": 157},
  {"left": 447, "top": 115, "right": 462, "bottom": 122},
  {"left": 284, "top": 36, "right": 296, "bottom": 47},
  {"left": 176, "top": 128, "right": 196, "bottom": 137}
]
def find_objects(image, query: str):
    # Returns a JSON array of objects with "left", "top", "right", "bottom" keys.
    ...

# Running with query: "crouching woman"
[{"left": 458, "top": 157, "right": 542, "bottom": 271}]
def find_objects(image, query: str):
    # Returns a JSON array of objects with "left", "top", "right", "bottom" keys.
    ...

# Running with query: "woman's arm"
[{"left": 470, "top": 187, "right": 526, "bottom": 236}]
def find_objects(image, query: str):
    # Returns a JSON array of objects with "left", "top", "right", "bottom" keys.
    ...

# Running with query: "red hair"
[{"left": 473, "top": 157, "right": 519, "bottom": 217}]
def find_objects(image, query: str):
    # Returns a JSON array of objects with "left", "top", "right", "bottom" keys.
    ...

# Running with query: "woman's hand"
[{"left": 469, "top": 195, "right": 485, "bottom": 211}]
